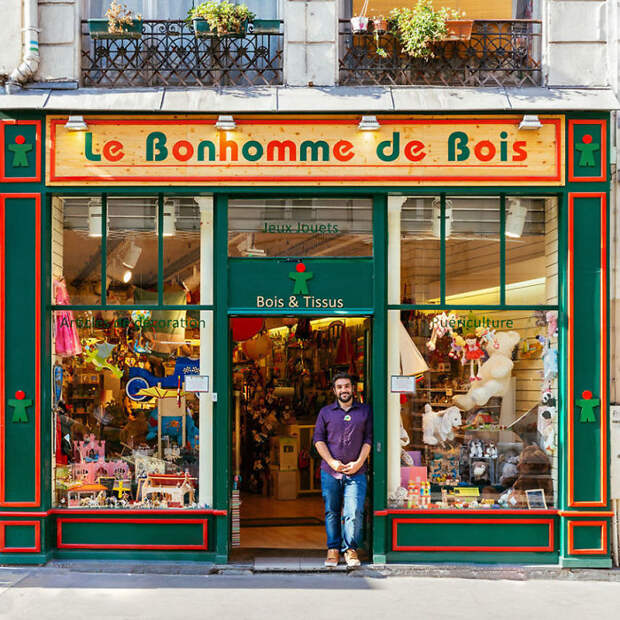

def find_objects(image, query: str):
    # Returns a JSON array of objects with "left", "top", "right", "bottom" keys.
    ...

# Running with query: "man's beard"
[{"left": 338, "top": 392, "right": 353, "bottom": 403}]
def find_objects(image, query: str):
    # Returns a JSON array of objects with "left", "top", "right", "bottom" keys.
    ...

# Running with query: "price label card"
[
  {"left": 185, "top": 375, "right": 210, "bottom": 393},
  {"left": 390, "top": 375, "right": 416, "bottom": 394}
]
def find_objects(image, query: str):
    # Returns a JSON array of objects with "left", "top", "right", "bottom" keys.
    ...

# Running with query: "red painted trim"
[
  {"left": 0, "top": 511, "right": 50, "bottom": 517},
  {"left": 50, "top": 508, "right": 226, "bottom": 516},
  {"left": 559, "top": 511, "right": 614, "bottom": 517},
  {"left": 568, "top": 119, "right": 607, "bottom": 183},
  {"left": 567, "top": 520, "right": 608, "bottom": 555},
  {"left": 0, "top": 120, "right": 42, "bottom": 183},
  {"left": 0, "top": 520, "right": 41, "bottom": 553},
  {"left": 392, "top": 518, "right": 555, "bottom": 552},
  {"left": 376, "top": 509, "right": 558, "bottom": 516},
  {"left": 57, "top": 517, "right": 209, "bottom": 550},
  {"left": 567, "top": 192, "right": 608, "bottom": 508},
  {"left": 47, "top": 117, "right": 563, "bottom": 185},
  {"left": 0, "top": 194, "right": 41, "bottom": 508}
]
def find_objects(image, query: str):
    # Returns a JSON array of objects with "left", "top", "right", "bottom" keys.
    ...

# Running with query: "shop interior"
[{"left": 231, "top": 315, "right": 370, "bottom": 550}]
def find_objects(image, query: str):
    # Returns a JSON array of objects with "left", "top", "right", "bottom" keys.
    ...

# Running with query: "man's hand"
[
  {"left": 330, "top": 459, "right": 345, "bottom": 472},
  {"left": 341, "top": 459, "right": 363, "bottom": 475}
]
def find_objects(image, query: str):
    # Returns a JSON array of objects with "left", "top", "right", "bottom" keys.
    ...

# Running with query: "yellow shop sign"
[{"left": 46, "top": 115, "right": 564, "bottom": 186}]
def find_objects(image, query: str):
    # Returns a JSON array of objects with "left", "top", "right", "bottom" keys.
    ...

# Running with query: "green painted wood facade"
[{"left": 0, "top": 111, "right": 612, "bottom": 567}]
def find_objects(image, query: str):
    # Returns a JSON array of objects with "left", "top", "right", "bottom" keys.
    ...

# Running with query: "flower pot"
[
  {"left": 192, "top": 17, "right": 249, "bottom": 38},
  {"left": 88, "top": 17, "right": 143, "bottom": 39},
  {"left": 350, "top": 15, "right": 369, "bottom": 33},
  {"left": 249, "top": 19, "right": 280, "bottom": 34},
  {"left": 372, "top": 18, "right": 388, "bottom": 34},
  {"left": 444, "top": 19, "right": 474, "bottom": 41}
]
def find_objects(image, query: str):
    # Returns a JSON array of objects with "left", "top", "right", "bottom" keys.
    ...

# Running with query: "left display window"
[{"left": 51, "top": 196, "right": 207, "bottom": 509}]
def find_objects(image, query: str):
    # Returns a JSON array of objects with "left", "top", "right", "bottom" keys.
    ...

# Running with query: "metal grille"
[
  {"left": 339, "top": 20, "right": 542, "bottom": 87},
  {"left": 81, "top": 20, "right": 283, "bottom": 87}
]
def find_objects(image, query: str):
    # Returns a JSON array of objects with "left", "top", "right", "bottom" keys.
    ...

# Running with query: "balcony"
[
  {"left": 81, "top": 19, "right": 283, "bottom": 88},
  {"left": 339, "top": 19, "right": 542, "bottom": 87}
]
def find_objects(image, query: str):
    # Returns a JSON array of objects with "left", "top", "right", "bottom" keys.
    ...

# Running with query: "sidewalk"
[{"left": 24, "top": 558, "right": 620, "bottom": 582}]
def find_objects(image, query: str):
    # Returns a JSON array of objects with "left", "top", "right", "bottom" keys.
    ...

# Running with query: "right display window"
[{"left": 391, "top": 195, "right": 559, "bottom": 510}]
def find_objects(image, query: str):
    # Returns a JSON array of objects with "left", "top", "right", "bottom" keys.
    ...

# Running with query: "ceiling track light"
[
  {"left": 88, "top": 199, "right": 104, "bottom": 237},
  {"left": 65, "top": 115, "right": 88, "bottom": 132},
  {"left": 505, "top": 199, "right": 528, "bottom": 238},
  {"left": 121, "top": 241, "right": 143, "bottom": 270},
  {"left": 215, "top": 115, "right": 236, "bottom": 131},
  {"left": 431, "top": 198, "right": 453, "bottom": 239},
  {"left": 161, "top": 199, "right": 177, "bottom": 237},
  {"left": 358, "top": 115, "right": 380, "bottom": 131}
]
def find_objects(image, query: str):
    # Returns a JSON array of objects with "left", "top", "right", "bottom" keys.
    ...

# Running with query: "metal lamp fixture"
[
  {"left": 518, "top": 114, "right": 542, "bottom": 130},
  {"left": 505, "top": 199, "right": 528, "bottom": 238},
  {"left": 358, "top": 115, "right": 380, "bottom": 131},
  {"left": 182, "top": 266, "right": 200, "bottom": 292},
  {"left": 65, "top": 115, "right": 88, "bottom": 132},
  {"left": 215, "top": 115, "right": 236, "bottom": 131}
]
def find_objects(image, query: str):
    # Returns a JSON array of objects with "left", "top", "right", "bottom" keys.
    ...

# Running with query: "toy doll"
[{"left": 464, "top": 334, "right": 483, "bottom": 381}]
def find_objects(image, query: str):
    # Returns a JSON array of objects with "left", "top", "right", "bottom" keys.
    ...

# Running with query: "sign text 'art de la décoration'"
[{"left": 46, "top": 115, "right": 564, "bottom": 186}]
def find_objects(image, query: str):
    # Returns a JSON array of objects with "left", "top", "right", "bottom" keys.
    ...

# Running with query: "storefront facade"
[{"left": 0, "top": 110, "right": 611, "bottom": 567}]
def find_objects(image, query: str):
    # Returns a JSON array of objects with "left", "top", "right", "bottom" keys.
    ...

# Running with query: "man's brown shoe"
[
  {"left": 324, "top": 549, "right": 339, "bottom": 567},
  {"left": 344, "top": 549, "right": 361, "bottom": 568}
]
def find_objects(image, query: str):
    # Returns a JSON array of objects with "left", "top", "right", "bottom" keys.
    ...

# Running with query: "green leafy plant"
[
  {"left": 188, "top": 1, "right": 255, "bottom": 35},
  {"left": 388, "top": 1, "right": 461, "bottom": 59},
  {"left": 105, "top": 1, "right": 141, "bottom": 34}
]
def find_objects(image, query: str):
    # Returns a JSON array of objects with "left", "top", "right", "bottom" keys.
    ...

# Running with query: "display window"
[
  {"left": 51, "top": 194, "right": 212, "bottom": 510},
  {"left": 389, "top": 195, "right": 559, "bottom": 510},
  {"left": 228, "top": 198, "right": 373, "bottom": 257}
]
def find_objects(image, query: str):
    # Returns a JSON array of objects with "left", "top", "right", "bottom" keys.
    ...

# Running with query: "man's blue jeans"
[{"left": 320, "top": 470, "right": 367, "bottom": 551}]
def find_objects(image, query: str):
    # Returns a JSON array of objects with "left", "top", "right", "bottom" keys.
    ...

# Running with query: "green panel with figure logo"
[{"left": 228, "top": 258, "right": 374, "bottom": 312}]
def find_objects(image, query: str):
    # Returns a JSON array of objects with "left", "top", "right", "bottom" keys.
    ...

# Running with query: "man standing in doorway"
[{"left": 314, "top": 372, "right": 372, "bottom": 568}]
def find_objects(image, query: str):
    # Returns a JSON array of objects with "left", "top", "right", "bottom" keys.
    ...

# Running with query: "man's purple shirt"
[{"left": 313, "top": 400, "right": 373, "bottom": 479}]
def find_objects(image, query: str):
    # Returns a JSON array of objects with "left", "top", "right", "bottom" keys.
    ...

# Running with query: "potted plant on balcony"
[
  {"left": 350, "top": 0, "right": 369, "bottom": 33},
  {"left": 388, "top": 0, "right": 462, "bottom": 59},
  {"left": 88, "top": 1, "right": 143, "bottom": 39},
  {"left": 189, "top": 1, "right": 255, "bottom": 37},
  {"left": 249, "top": 19, "right": 281, "bottom": 34},
  {"left": 444, "top": 18, "right": 474, "bottom": 41}
]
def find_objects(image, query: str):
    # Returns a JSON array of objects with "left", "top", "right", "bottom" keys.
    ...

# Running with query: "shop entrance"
[{"left": 230, "top": 315, "right": 371, "bottom": 555}]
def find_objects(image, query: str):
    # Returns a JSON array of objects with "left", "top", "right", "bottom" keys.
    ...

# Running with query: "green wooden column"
[
  {"left": 559, "top": 114, "right": 612, "bottom": 568},
  {"left": 0, "top": 114, "right": 50, "bottom": 563}
]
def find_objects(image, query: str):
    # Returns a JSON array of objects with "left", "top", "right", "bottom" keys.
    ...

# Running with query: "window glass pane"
[
  {"left": 163, "top": 197, "right": 201, "bottom": 305},
  {"left": 228, "top": 198, "right": 373, "bottom": 257},
  {"left": 391, "top": 308, "right": 558, "bottom": 509},
  {"left": 401, "top": 197, "right": 440, "bottom": 304},
  {"left": 52, "top": 196, "right": 102, "bottom": 305},
  {"left": 53, "top": 308, "right": 202, "bottom": 509},
  {"left": 505, "top": 197, "right": 558, "bottom": 305},
  {"left": 445, "top": 197, "right": 500, "bottom": 304},
  {"left": 106, "top": 197, "right": 158, "bottom": 305}
]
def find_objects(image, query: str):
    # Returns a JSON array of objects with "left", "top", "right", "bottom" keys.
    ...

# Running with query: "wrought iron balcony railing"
[
  {"left": 81, "top": 19, "right": 283, "bottom": 88},
  {"left": 339, "top": 20, "right": 542, "bottom": 87}
]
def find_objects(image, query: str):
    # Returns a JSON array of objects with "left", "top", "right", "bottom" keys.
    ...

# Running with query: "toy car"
[{"left": 125, "top": 357, "right": 199, "bottom": 401}]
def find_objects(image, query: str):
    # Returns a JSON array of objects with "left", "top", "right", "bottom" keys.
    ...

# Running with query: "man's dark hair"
[{"left": 332, "top": 372, "right": 353, "bottom": 388}]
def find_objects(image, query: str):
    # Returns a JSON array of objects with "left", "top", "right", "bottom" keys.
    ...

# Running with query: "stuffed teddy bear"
[
  {"left": 400, "top": 420, "right": 413, "bottom": 465},
  {"left": 499, "top": 453, "right": 519, "bottom": 487},
  {"left": 423, "top": 403, "right": 462, "bottom": 445},
  {"left": 499, "top": 444, "right": 553, "bottom": 508},
  {"left": 453, "top": 330, "right": 521, "bottom": 411}
]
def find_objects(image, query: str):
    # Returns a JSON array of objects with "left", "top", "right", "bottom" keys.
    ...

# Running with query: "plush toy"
[
  {"left": 499, "top": 453, "right": 519, "bottom": 487},
  {"left": 400, "top": 420, "right": 413, "bottom": 465},
  {"left": 426, "top": 312, "right": 456, "bottom": 352},
  {"left": 423, "top": 403, "right": 462, "bottom": 445},
  {"left": 471, "top": 461, "right": 489, "bottom": 484},
  {"left": 453, "top": 331, "right": 521, "bottom": 411},
  {"left": 509, "top": 444, "right": 554, "bottom": 508},
  {"left": 546, "top": 310, "right": 558, "bottom": 338},
  {"left": 448, "top": 333, "right": 466, "bottom": 363},
  {"left": 468, "top": 438, "right": 483, "bottom": 459}
]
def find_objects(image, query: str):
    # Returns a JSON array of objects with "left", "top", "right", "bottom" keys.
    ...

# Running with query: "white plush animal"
[
  {"left": 422, "top": 404, "right": 462, "bottom": 445},
  {"left": 453, "top": 331, "right": 521, "bottom": 411}
]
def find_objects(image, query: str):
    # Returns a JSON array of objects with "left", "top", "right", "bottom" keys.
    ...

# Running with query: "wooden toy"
[{"left": 141, "top": 472, "right": 196, "bottom": 507}]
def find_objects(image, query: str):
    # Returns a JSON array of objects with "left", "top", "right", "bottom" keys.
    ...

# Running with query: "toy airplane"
[{"left": 83, "top": 342, "right": 123, "bottom": 379}]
